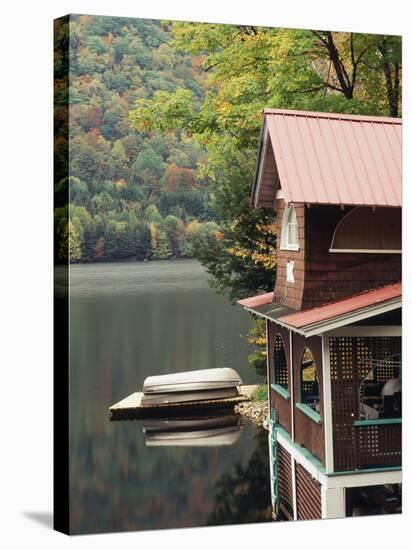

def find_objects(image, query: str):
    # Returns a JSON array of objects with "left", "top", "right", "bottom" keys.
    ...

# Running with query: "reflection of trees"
[{"left": 206, "top": 427, "right": 272, "bottom": 525}]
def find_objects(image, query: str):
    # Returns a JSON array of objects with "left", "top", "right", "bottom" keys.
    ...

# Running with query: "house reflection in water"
[{"left": 238, "top": 109, "right": 402, "bottom": 520}]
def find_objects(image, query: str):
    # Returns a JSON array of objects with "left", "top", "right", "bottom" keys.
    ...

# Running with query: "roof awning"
[
  {"left": 252, "top": 109, "right": 401, "bottom": 209},
  {"left": 237, "top": 292, "right": 293, "bottom": 321},
  {"left": 238, "top": 283, "right": 401, "bottom": 337}
]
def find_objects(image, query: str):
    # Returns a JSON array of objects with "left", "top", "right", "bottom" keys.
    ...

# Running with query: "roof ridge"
[{"left": 263, "top": 108, "right": 402, "bottom": 124}]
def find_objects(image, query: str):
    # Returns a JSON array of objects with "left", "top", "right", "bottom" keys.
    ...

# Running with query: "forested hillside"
[
  {"left": 54, "top": 15, "right": 217, "bottom": 263},
  {"left": 131, "top": 24, "right": 401, "bottom": 300}
]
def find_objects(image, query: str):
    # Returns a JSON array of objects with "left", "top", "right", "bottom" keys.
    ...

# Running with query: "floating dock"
[{"left": 109, "top": 384, "right": 258, "bottom": 420}]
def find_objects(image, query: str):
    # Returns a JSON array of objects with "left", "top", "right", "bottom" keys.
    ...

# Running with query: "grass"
[{"left": 252, "top": 384, "right": 268, "bottom": 401}]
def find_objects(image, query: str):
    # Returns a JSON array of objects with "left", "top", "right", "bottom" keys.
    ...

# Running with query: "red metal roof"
[
  {"left": 277, "top": 282, "right": 402, "bottom": 330},
  {"left": 264, "top": 109, "right": 401, "bottom": 207},
  {"left": 237, "top": 292, "right": 274, "bottom": 308}
]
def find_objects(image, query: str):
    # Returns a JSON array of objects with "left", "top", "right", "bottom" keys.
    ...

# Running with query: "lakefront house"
[{"left": 238, "top": 109, "right": 402, "bottom": 520}]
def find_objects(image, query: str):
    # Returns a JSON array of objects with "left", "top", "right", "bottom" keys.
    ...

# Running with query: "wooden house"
[{"left": 238, "top": 109, "right": 402, "bottom": 520}]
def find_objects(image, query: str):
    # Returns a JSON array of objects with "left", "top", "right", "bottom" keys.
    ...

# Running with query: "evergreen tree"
[{"left": 135, "top": 223, "right": 152, "bottom": 260}]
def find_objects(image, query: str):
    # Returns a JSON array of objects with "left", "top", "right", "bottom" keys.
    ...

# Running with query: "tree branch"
[
  {"left": 204, "top": 61, "right": 219, "bottom": 72},
  {"left": 311, "top": 30, "right": 329, "bottom": 47}
]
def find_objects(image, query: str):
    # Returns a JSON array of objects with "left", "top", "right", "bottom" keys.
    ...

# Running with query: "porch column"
[{"left": 321, "top": 486, "right": 346, "bottom": 519}]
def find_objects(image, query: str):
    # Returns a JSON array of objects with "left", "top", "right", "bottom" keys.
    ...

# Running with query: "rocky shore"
[{"left": 234, "top": 399, "right": 269, "bottom": 429}]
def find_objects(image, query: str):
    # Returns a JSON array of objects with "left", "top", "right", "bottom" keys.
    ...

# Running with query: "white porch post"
[
  {"left": 322, "top": 335, "right": 334, "bottom": 473},
  {"left": 321, "top": 486, "right": 346, "bottom": 519}
]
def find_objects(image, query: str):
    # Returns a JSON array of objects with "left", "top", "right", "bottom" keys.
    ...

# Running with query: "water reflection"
[
  {"left": 142, "top": 415, "right": 243, "bottom": 447},
  {"left": 207, "top": 427, "right": 273, "bottom": 526},
  {"left": 68, "top": 260, "right": 270, "bottom": 534}
]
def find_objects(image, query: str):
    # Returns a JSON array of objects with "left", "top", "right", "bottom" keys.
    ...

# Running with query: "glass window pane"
[{"left": 300, "top": 347, "right": 319, "bottom": 411}]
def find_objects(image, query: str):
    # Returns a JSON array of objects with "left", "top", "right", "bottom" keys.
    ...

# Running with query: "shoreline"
[
  {"left": 67, "top": 256, "right": 196, "bottom": 266},
  {"left": 235, "top": 399, "right": 269, "bottom": 429}
]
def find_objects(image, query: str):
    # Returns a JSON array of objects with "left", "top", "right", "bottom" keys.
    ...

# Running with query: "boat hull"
[
  {"left": 143, "top": 367, "right": 243, "bottom": 394},
  {"left": 140, "top": 386, "right": 239, "bottom": 406}
]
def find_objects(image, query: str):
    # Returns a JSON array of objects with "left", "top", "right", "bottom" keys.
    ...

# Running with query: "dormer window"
[{"left": 281, "top": 204, "right": 299, "bottom": 251}]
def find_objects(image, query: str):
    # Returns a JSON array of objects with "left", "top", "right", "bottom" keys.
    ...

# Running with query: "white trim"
[
  {"left": 254, "top": 123, "right": 269, "bottom": 208},
  {"left": 329, "top": 248, "right": 401, "bottom": 254},
  {"left": 322, "top": 336, "right": 334, "bottom": 473},
  {"left": 326, "top": 325, "right": 401, "bottom": 337},
  {"left": 241, "top": 302, "right": 401, "bottom": 337},
  {"left": 302, "top": 298, "right": 402, "bottom": 337},
  {"left": 280, "top": 204, "right": 300, "bottom": 250},
  {"left": 275, "top": 189, "right": 284, "bottom": 200},
  {"left": 321, "top": 486, "right": 346, "bottom": 519},
  {"left": 326, "top": 469, "right": 402, "bottom": 489},
  {"left": 289, "top": 330, "right": 295, "bottom": 442},
  {"left": 277, "top": 430, "right": 324, "bottom": 483},
  {"left": 276, "top": 297, "right": 402, "bottom": 337},
  {"left": 280, "top": 245, "right": 300, "bottom": 252},
  {"left": 268, "top": 420, "right": 276, "bottom": 512},
  {"left": 276, "top": 432, "right": 402, "bottom": 489}
]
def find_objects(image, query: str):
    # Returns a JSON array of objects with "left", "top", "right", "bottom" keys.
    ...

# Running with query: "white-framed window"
[{"left": 280, "top": 204, "right": 299, "bottom": 250}]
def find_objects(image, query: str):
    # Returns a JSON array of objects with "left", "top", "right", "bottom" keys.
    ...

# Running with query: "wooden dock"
[{"left": 109, "top": 384, "right": 258, "bottom": 420}]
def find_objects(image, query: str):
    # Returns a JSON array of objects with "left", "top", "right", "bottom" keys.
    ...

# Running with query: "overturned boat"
[
  {"left": 141, "top": 367, "right": 243, "bottom": 406},
  {"left": 109, "top": 368, "right": 257, "bottom": 420}
]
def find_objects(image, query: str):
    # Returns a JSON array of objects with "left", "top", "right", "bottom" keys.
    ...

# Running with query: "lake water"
[{"left": 68, "top": 260, "right": 272, "bottom": 534}]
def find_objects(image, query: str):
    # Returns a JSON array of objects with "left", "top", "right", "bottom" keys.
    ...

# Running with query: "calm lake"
[{"left": 68, "top": 259, "right": 272, "bottom": 534}]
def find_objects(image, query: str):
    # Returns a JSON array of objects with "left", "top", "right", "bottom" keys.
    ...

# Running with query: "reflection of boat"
[{"left": 142, "top": 415, "right": 242, "bottom": 447}]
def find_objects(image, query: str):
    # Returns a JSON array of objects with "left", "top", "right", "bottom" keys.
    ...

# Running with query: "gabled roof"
[
  {"left": 252, "top": 109, "right": 402, "bottom": 209},
  {"left": 237, "top": 283, "right": 401, "bottom": 337}
]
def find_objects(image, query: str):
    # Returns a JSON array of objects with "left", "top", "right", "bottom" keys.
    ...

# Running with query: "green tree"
[
  {"left": 70, "top": 141, "right": 103, "bottom": 193},
  {"left": 68, "top": 220, "right": 82, "bottom": 262},
  {"left": 135, "top": 222, "right": 152, "bottom": 260},
  {"left": 130, "top": 22, "right": 401, "bottom": 301},
  {"left": 131, "top": 148, "right": 165, "bottom": 193},
  {"left": 164, "top": 214, "right": 180, "bottom": 256},
  {"left": 149, "top": 223, "right": 172, "bottom": 260},
  {"left": 58, "top": 15, "right": 212, "bottom": 265},
  {"left": 144, "top": 204, "right": 163, "bottom": 225}
]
